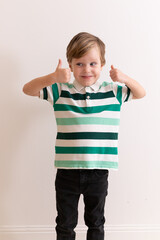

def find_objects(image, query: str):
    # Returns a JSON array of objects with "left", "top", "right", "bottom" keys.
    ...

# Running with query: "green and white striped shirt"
[{"left": 39, "top": 79, "right": 133, "bottom": 170}]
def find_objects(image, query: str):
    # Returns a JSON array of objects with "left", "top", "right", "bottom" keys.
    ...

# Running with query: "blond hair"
[{"left": 66, "top": 32, "right": 106, "bottom": 66}]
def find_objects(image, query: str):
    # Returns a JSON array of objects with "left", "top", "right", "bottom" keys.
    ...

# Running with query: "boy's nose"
[{"left": 84, "top": 65, "right": 91, "bottom": 73}]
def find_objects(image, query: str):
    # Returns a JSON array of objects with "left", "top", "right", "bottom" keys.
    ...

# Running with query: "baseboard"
[{"left": 0, "top": 224, "right": 160, "bottom": 240}]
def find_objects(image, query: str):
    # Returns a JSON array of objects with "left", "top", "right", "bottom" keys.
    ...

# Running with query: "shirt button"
[{"left": 87, "top": 95, "right": 90, "bottom": 99}]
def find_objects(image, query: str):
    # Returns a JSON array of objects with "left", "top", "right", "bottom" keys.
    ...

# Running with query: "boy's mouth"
[{"left": 81, "top": 76, "right": 93, "bottom": 78}]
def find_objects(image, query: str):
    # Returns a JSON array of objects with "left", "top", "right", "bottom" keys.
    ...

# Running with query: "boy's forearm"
[
  {"left": 124, "top": 76, "right": 146, "bottom": 99},
  {"left": 23, "top": 72, "right": 56, "bottom": 96}
]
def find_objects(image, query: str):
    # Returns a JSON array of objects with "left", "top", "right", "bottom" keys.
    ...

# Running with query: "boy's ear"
[
  {"left": 101, "top": 64, "right": 104, "bottom": 70},
  {"left": 69, "top": 63, "right": 73, "bottom": 72}
]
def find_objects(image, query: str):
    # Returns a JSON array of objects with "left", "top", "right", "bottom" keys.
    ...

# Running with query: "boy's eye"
[
  {"left": 90, "top": 62, "right": 97, "bottom": 66},
  {"left": 76, "top": 63, "right": 83, "bottom": 66}
]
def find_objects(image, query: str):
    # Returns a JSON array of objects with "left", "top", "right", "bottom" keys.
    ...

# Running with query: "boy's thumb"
[
  {"left": 56, "top": 59, "right": 62, "bottom": 69},
  {"left": 111, "top": 65, "right": 114, "bottom": 70}
]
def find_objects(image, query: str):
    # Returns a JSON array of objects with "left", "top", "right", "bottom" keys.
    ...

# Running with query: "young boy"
[{"left": 23, "top": 32, "right": 146, "bottom": 240}]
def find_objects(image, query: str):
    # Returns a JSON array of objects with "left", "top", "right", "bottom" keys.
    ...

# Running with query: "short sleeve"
[
  {"left": 111, "top": 82, "right": 133, "bottom": 105},
  {"left": 39, "top": 83, "right": 61, "bottom": 106}
]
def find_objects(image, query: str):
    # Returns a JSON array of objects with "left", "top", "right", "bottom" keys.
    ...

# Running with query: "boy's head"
[
  {"left": 66, "top": 32, "right": 106, "bottom": 66},
  {"left": 66, "top": 32, "right": 106, "bottom": 87}
]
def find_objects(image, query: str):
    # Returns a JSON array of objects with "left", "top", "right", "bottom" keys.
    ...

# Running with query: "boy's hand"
[
  {"left": 109, "top": 65, "right": 128, "bottom": 84},
  {"left": 54, "top": 59, "right": 71, "bottom": 83},
  {"left": 109, "top": 65, "right": 146, "bottom": 99}
]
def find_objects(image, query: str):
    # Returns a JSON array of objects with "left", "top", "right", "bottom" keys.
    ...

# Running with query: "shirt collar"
[{"left": 73, "top": 79, "right": 100, "bottom": 92}]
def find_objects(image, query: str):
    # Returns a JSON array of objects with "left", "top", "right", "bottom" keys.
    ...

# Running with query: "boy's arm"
[
  {"left": 122, "top": 76, "right": 146, "bottom": 99},
  {"left": 23, "top": 59, "right": 71, "bottom": 97},
  {"left": 23, "top": 73, "right": 56, "bottom": 97},
  {"left": 109, "top": 65, "right": 146, "bottom": 99}
]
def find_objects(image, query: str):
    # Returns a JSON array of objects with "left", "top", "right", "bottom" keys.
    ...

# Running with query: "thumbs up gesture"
[
  {"left": 109, "top": 65, "right": 128, "bottom": 84},
  {"left": 54, "top": 59, "right": 71, "bottom": 83}
]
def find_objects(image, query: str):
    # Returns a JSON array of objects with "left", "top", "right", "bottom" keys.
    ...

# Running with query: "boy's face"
[{"left": 69, "top": 45, "right": 104, "bottom": 87}]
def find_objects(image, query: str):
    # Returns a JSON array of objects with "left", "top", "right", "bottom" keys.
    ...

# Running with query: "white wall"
[{"left": 0, "top": 0, "right": 160, "bottom": 239}]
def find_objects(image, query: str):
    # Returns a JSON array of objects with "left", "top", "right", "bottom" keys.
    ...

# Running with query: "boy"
[{"left": 23, "top": 32, "right": 146, "bottom": 240}]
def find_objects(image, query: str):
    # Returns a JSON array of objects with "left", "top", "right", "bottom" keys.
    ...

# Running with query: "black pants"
[{"left": 55, "top": 169, "right": 109, "bottom": 240}]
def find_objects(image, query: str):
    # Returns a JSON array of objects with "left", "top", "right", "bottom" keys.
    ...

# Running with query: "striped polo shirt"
[{"left": 39, "top": 79, "right": 133, "bottom": 170}]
